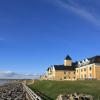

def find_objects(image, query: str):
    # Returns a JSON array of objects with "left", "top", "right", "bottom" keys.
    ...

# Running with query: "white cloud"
[
  {"left": 57, "top": 0, "right": 100, "bottom": 26},
  {"left": 0, "top": 70, "right": 39, "bottom": 79},
  {"left": 49, "top": 0, "right": 100, "bottom": 27}
]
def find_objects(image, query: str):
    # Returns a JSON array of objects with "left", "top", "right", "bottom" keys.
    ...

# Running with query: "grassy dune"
[{"left": 29, "top": 80, "right": 100, "bottom": 100}]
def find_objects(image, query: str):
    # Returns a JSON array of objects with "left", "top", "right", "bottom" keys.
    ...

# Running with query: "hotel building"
[
  {"left": 76, "top": 56, "right": 100, "bottom": 80},
  {"left": 46, "top": 55, "right": 100, "bottom": 80},
  {"left": 46, "top": 55, "right": 77, "bottom": 80}
]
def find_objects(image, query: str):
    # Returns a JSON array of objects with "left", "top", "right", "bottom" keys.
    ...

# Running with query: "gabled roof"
[{"left": 65, "top": 55, "right": 72, "bottom": 60}]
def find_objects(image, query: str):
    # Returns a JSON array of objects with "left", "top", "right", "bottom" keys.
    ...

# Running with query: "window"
[
  {"left": 60, "top": 78, "right": 62, "bottom": 80},
  {"left": 64, "top": 76, "right": 66, "bottom": 79},
  {"left": 84, "top": 68, "right": 86, "bottom": 71},
  {"left": 64, "top": 71, "right": 66, "bottom": 74},
  {"left": 89, "top": 67, "right": 92, "bottom": 71},
  {"left": 84, "top": 74, "right": 86, "bottom": 78},
  {"left": 81, "top": 69, "right": 83, "bottom": 72},
  {"left": 77, "top": 70, "right": 78, "bottom": 73},
  {"left": 90, "top": 73, "right": 92, "bottom": 77}
]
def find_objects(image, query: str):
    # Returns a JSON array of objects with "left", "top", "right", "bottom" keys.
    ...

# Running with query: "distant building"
[
  {"left": 40, "top": 75, "right": 47, "bottom": 80},
  {"left": 21, "top": 79, "right": 34, "bottom": 85},
  {"left": 46, "top": 55, "right": 100, "bottom": 80},
  {"left": 76, "top": 56, "right": 100, "bottom": 80},
  {"left": 47, "top": 55, "right": 77, "bottom": 80}
]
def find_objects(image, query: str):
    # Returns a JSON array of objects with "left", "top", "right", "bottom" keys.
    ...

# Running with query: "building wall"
[
  {"left": 47, "top": 68, "right": 55, "bottom": 80},
  {"left": 64, "top": 60, "right": 72, "bottom": 66},
  {"left": 47, "top": 64, "right": 100, "bottom": 80},
  {"left": 95, "top": 64, "right": 100, "bottom": 80},
  {"left": 76, "top": 68, "right": 80, "bottom": 79},
  {"left": 76, "top": 63, "right": 100, "bottom": 80},
  {"left": 55, "top": 70, "right": 76, "bottom": 80}
]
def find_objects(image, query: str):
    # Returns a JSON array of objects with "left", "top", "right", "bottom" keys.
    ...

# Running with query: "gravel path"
[{"left": 0, "top": 83, "right": 27, "bottom": 100}]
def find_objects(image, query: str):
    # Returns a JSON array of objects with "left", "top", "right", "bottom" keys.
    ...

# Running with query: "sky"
[{"left": 0, "top": 0, "right": 100, "bottom": 78}]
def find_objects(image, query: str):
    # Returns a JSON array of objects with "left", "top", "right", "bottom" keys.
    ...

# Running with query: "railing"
[{"left": 22, "top": 83, "right": 42, "bottom": 100}]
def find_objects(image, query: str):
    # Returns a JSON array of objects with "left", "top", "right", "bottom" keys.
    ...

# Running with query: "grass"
[{"left": 28, "top": 80, "right": 100, "bottom": 100}]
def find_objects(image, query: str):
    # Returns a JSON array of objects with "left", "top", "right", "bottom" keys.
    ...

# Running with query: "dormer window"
[
  {"left": 78, "top": 61, "right": 81, "bottom": 67},
  {"left": 85, "top": 59, "right": 89, "bottom": 65},
  {"left": 82, "top": 60, "right": 85, "bottom": 66}
]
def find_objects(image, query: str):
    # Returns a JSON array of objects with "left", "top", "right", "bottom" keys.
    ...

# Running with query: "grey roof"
[
  {"left": 47, "top": 55, "right": 100, "bottom": 71},
  {"left": 65, "top": 55, "right": 72, "bottom": 60},
  {"left": 88, "top": 55, "right": 100, "bottom": 64},
  {"left": 78, "top": 55, "right": 100, "bottom": 67},
  {"left": 53, "top": 62, "right": 77, "bottom": 71}
]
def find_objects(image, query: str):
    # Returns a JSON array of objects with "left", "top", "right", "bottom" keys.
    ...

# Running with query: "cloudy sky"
[
  {"left": 0, "top": 70, "right": 39, "bottom": 79},
  {"left": 0, "top": 0, "right": 100, "bottom": 78}
]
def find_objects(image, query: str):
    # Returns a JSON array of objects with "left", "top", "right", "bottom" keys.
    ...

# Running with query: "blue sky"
[{"left": 0, "top": 0, "right": 100, "bottom": 78}]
